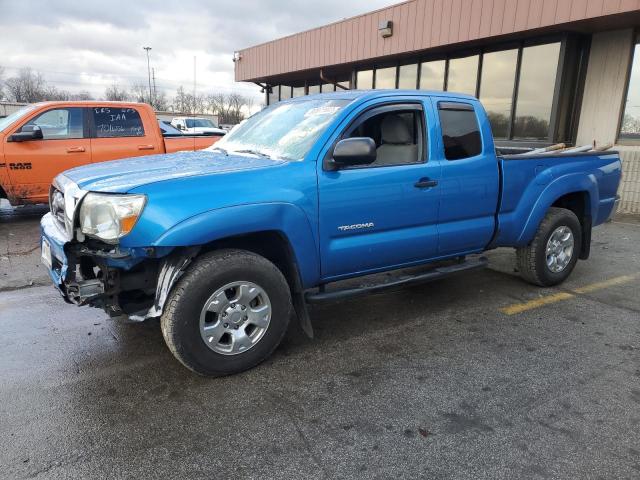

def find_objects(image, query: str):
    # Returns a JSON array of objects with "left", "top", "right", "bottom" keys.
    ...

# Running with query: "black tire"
[
  {"left": 516, "top": 207, "right": 582, "bottom": 287},
  {"left": 161, "top": 249, "right": 292, "bottom": 376}
]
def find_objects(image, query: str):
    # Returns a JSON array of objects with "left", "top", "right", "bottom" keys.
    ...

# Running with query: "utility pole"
[
  {"left": 143, "top": 46, "right": 152, "bottom": 106},
  {"left": 152, "top": 67, "right": 157, "bottom": 103}
]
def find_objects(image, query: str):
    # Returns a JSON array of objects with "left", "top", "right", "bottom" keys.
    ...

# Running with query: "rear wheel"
[
  {"left": 516, "top": 207, "right": 582, "bottom": 287},
  {"left": 161, "top": 249, "right": 292, "bottom": 376}
]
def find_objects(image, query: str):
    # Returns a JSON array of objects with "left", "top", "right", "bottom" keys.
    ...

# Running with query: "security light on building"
[{"left": 378, "top": 20, "right": 393, "bottom": 38}]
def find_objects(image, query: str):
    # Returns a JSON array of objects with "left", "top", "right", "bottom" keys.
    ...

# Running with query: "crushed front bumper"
[{"left": 41, "top": 212, "right": 197, "bottom": 319}]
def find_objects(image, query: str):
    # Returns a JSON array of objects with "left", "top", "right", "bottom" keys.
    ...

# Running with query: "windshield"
[
  {"left": 0, "top": 105, "right": 38, "bottom": 132},
  {"left": 213, "top": 99, "right": 350, "bottom": 160},
  {"left": 186, "top": 118, "right": 215, "bottom": 128}
]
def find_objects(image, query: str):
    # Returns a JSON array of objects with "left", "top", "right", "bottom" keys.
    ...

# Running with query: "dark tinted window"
[
  {"left": 438, "top": 103, "right": 482, "bottom": 160},
  {"left": 92, "top": 107, "right": 144, "bottom": 138},
  {"left": 21, "top": 108, "right": 84, "bottom": 139}
]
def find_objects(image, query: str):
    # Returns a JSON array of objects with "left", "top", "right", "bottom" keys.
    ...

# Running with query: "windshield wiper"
[
  {"left": 233, "top": 149, "right": 271, "bottom": 158},
  {"left": 210, "top": 146, "right": 229, "bottom": 156}
]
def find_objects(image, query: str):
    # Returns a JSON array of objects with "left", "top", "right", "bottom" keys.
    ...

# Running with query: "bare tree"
[
  {"left": 70, "top": 91, "right": 94, "bottom": 101},
  {"left": 152, "top": 90, "right": 170, "bottom": 111},
  {"left": 4, "top": 68, "right": 47, "bottom": 103},
  {"left": 130, "top": 82, "right": 148, "bottom": 103},
  {"left": 104, "top": 83, "right": 130, "bottom": 101}
]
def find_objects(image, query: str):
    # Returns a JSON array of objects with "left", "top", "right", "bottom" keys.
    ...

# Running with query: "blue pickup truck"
[{"left": 40, "top": 90, "right": 621, "bottom": 376}]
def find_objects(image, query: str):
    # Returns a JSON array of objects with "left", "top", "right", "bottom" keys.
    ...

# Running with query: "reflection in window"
[
  {"left": 513, "top": 42, "right": 561, "bottom": 139},
  {"left": 357, "top": 70, "right": 373, "bottom": 89},
  {"left": 268, "top": 86, "right": 279, "bottom": 105},
  {"left": 336, "top": 81, "right": 350, "bottom": 90},
  {"left": 620, "top": 41, "right": 640, "bottom": 140},
  {"left": 419, "top": 60, "right": 445, "bottom": 90},
  {"left": 321, "top": 83, "right": 334, "bottom": 93},
  {"left": 292, "top": 86, "right": 305, "bottom": 98},
  {"left": 447, "top": 55, "right": 479, "bottom": 95},
  {"left": 308, "top": 84, "right": 320, "bottom": 95},
  {"left": 398, "top": 64, "right": 418, "bottom": 89},
  {"left": 375, "top": 67, "right": 396, "bottom": 89},
  {"left": 480, "top": 49, "right": 518, "bottom": 139},
  {"left": 280, "top": 86, "right": 292, "bottom": 100}
]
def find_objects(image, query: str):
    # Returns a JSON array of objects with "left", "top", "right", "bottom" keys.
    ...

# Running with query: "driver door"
[
  {"left": 317, "top": 101, "right": 442, "bottom": 280},
  {"left": 4, "top": 107, "right": 90, "bottom": 203}
]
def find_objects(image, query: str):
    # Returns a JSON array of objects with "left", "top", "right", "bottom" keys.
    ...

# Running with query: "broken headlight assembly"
[{"left": 79, "top": 193, "right": 146, "bottom": 244}]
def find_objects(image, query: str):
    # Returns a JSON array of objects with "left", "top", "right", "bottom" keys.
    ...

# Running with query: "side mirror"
[
  {"left": 331, "top": 137, "right": 377, "bottom": 168},
  {"left": 9, "top": 125, "right": 43, "bottom": 142}
]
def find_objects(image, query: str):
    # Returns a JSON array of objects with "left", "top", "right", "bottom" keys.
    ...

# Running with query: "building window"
[
  {"left": 356, "top": 70, "right": 373, "bottom": 89},
  {"left": 447, "top": 55, "right": 479, "bottom": 95},
  {"left": 292, "top": 86, "right": 305, "bottom": 97},
  {"left": 419, "top": 60, "right": 445, "bottom": 90},
  {"left": 398, "top": 64, "right": 418, "bottom": 89},
  {"left": 513, "top": 42, "right": 561, "bottom": 139},
  {"left": 620, "top": 37, "right": 640, "bottom": 141},
  {"left": 308, "top": 84, "right": 320, "bottom": 95},
  {"left": 268, "top": 86, "right": 279, "bottom": 105},
  {"left": 280, "top": 86, "right": 292, "bottom": 100},
  {"left": 375, "top": 66, "right": 397, "bottom": 89},
  {"left": 479, "top": 49, "right": 518, "bottom": 139},
  {"left": 321, "top": 83, "right": 334, "bottom": 93}
]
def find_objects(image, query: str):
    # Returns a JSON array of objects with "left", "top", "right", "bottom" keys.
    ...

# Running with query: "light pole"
[{"left": 143, "top": 46, "right": 153, "bottom": 105}]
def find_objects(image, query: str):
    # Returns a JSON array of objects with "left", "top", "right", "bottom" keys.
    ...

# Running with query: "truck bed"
[{"left": 494, "top": 151, "right": 621, "bottom": 247}]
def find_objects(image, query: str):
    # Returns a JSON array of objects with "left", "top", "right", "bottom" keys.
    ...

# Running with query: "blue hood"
[{"left": 62, "top": 150, "right": 286, "bottom": 193}]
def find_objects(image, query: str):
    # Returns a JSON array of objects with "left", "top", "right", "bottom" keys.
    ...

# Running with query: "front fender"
[
  {"left": 515, "top": 173, "right": 598, "bottom": 246},
  {"left": 151, "top": 202, "right": 320, "bottom": 288}
]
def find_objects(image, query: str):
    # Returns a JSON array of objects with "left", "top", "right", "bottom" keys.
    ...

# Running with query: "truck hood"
[{"left": 62, "top": 150, "right": 286, "bottom": 193}]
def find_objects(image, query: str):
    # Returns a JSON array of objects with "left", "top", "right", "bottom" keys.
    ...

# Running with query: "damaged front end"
[
  {"left": 41, "top": 175, "right": 199, "bottom": 321},
  {"left": 65, "top": 241, "right": 199, "bottom": 321}
]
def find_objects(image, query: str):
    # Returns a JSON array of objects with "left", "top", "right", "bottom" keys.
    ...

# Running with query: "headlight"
[{"left": 79, "top": 193, "right": 146, "bottom": 243}]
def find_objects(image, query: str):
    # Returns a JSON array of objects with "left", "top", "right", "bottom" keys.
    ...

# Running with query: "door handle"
[
  {"left": 138, "top": 144, "right": 155, "bottom": 150},
  {"left": 414, "top": 178, "right": 438, "bottom": 188},
  {"left": 66, "top": 146, "right": 86, "bottom": 153}
]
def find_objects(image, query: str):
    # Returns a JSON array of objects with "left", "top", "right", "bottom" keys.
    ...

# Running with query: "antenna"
[
  {"left": 193, "top": 56, "right": 196, "bottom": 151},
  {"left": 152, "top": 67, "right": 157, "bottom": 104},
  {"left": 143, "top": 46, "right": 152, "bottom": 105}
]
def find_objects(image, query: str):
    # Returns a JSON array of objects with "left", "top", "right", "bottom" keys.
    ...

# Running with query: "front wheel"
[
  {"left": 161, "top": 249, "right": 292, "bottom": 376},
  {"left": 516, "top": 207, "right": 582, "bottom": 287}
]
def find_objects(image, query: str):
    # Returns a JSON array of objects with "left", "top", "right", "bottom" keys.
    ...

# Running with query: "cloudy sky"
[{"left": 0, "top": 0, "right": 395, "bottom": 104}]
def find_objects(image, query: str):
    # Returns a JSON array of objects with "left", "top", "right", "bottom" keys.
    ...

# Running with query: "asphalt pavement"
[{"left": 1, "top": 205, "right": 639, "bottom": 479}]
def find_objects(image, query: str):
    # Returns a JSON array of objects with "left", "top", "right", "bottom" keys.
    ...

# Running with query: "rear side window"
[
  {"left": 92, "top": 107, "right": 145, "bottom": 138},
  {"left": 438, "top": 102, "right": 482, "bottom": 160}
]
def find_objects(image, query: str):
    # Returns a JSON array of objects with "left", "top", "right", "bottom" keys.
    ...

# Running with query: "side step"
[{"left": 305, "top": 256, "right": 488, "bottom": 304}]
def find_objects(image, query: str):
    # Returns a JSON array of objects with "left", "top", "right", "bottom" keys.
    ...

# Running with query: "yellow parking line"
[
  {"left": 501, "top": 292, "right": 574, "bottom": 315},
  {"left": 501, "top": 273, "right": 639, "bottom": 315},
  {"left": 572, "top": 274, "right": 639, "bottom": 294}
]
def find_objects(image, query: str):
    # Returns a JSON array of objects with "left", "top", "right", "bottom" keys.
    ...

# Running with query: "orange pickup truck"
[{"left": 0, "top": 101, "right": 223, "bottom": 206}]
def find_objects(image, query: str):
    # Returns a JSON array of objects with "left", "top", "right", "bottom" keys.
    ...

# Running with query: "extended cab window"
[
  {"left": 92, "top": 107, "right": 144, "bottom": 138},
  {"left": 20, "top": 108, "right": 84, "bottom": 140},
  {"left": 438, "top": 102, "right": 482, "bottom": 160},
  {"left": 343, "top": 105, "right": 425, "bottom": 167}
]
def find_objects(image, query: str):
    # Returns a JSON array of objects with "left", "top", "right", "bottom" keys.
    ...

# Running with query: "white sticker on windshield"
[{"left": 304, "top": 106, "right": 340, "bottom": 117}]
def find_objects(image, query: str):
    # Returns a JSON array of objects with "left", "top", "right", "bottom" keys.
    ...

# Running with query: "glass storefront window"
[
  {"left": 620, "top": 40, "right": 640, "bottom": 140},
  {"left": 292, "top": 86, "right": 305, "bottom": 97},
  {"left": 280, "top": 86, "right": 292, "bottom": 100},
  {"left": 308, "top": 84, "right": 320, "bottom": 95},
  {"left": 375, "top": 66, "right": 396, "bottom": 89},
  {"left": 479, "top": 49, "right": 518, "bottom": 139},
  {"left": 398, "top": 64, "right": 418, "bottom": 89},
  {"left": 357, "top": 70, "right": 373, "bottom": 89},
  {"left": 268, "top": 85, "right": 279, "bottom": 105},
  {"left": 447, "top": 55, "right": 479, "bottom": 95},
  {"left": 513, "top": 42, "right": 561, "bottom": 139},
  {"left": 321, "top": 84, "right": 334, "bottom": 93},
  {"left": 419, "top": 60, "right": 445, "bottom": 90}
]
